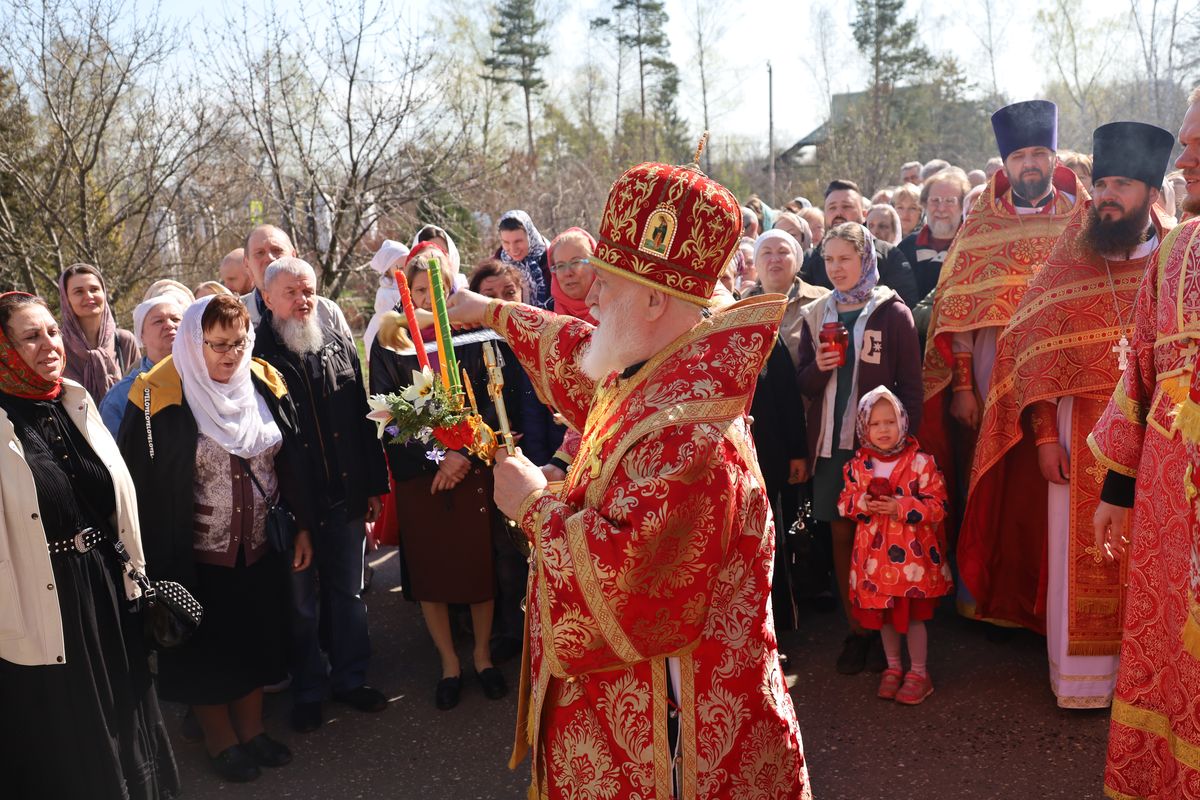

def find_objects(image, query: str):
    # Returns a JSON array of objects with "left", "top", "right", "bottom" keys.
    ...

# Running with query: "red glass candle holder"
[{"left": 819, "top": 321, "right": 850, "bottom": 366}]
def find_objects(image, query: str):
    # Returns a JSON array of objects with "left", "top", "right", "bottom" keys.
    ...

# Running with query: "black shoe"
[
  {"left": 242, "top": 733, "right": 292, "bottom": 767},
  {"left": 210, "top": 744, "right": 261, "bottom": 783},
  {"left": 866, "top": 632, "right": 887, "bottom": 673},
  {"left": 478, "top": 667, "right": 508, "bottom": 700},
  {"left": 333, "top": 685, "right": 389, "bottom": 713},
  {"left": 836, "top": 633, "right": 871, "bottom": 675},
  {"left": 435, "top": 674, "right": 462, "bottom": 710},
  {"left": 289, "top": 702, "right": 322, "bottom": 734},
  {"left": 180, "top": 707, "right": 202, "bottom": 744}
]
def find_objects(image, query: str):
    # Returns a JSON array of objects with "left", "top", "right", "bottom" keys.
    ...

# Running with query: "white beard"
[
  {"left": 581, "top": 295, "right": 642, "bottom": 381},
  {"left": 273, "top": 313, "right": 325, "bottom": 355}
]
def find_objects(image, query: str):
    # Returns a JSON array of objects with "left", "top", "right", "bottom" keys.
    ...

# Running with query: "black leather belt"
[{"left": 47, "top": 527, "right": 106, "bottom": 556}]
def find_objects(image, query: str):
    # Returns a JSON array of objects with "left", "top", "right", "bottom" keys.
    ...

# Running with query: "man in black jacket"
[
  {"left": 254, "top": 256, "right": 391, "bottom": 733},
  {"left": 800, "top": 179, "right": 920, "bottom": 307}
]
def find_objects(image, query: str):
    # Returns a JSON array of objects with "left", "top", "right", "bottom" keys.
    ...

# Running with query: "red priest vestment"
[
  {"left": 1088, "top": 218, "right": 1200, "bottom": 798},
  {"left": 960, "top": 203, "right": 1167, "bottom": 643},
  {"left": 919, "top": 165, "right": 1086, "bottom": 614},
  {"left": 486, "top": 295, "right": 809, "bottom": 800}
]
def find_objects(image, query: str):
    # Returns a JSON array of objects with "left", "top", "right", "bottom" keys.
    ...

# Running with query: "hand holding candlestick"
[{"left": 483, "top": 341, "right": 516, "bottom": 456}]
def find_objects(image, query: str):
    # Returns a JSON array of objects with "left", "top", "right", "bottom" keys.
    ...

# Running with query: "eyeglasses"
[
  {"left": 927, "top": 197, "right": 961, "bottom": 208},
  {"left": 204, "top": 339, "right": 249, "bottom": 354},
  {"left": 550, "top": 257, "right": 591, "bottom": 274}
]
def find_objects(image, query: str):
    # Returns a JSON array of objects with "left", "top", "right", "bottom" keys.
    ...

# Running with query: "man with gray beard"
[{"left": 253, "top": 257, "right": 390, "bottom": 734}]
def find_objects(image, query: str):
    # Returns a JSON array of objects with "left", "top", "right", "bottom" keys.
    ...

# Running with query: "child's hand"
[{"left": 867, "top": 496, "right": 901, "bottom": 519}]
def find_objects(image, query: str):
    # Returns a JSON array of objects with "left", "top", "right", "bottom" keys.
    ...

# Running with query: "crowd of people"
[{"left": 0, "top": 91, "right": 1198, "bottom": 800}]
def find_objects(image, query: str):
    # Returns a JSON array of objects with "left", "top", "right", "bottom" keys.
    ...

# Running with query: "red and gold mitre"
[{"left": 591, "top": 141, "right": 741, "bottom": 307}]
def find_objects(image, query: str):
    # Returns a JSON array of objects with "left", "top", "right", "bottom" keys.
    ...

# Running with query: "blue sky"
[{"left": 148, "top": 0, "right": 1162, "bottom": 146}]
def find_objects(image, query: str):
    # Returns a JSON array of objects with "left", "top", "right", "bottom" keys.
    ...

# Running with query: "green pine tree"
[
  {"left": 612, "top": 0, "right": 683, "bottom": 159},
  {"left": 482, "top": 0, "right": 548, "bottom": 159}
]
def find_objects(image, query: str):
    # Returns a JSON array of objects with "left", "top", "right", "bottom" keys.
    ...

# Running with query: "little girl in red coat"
[{"left": 838, "top": 385, "right": 952, "bottom": 704}]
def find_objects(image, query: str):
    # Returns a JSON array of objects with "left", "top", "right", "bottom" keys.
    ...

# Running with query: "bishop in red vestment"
[
  {"left": 450, "top": 155, "right": 809, "bottom": 799},
  {"left": 960, "top": 121, "right": 1176, "bottom": 709}
]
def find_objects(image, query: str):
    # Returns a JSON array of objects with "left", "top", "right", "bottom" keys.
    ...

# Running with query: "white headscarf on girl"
[{"left": 172, "top": 296, "right": 282, "bottom": 458}]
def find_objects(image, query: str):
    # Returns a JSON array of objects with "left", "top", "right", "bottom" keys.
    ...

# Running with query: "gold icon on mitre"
[{"left": 639, "top": 206, "right": 677, "bottom": 257}]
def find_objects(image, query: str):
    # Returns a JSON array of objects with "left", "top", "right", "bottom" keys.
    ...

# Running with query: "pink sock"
[
  {"left": 880, "top": 624, "right": 902, "bottom": 671},
  {"left": 907, "top": 621, "right": 928, "bottom": 676}
]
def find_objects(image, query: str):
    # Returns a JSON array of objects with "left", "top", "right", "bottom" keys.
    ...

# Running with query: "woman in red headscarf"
[{"left": 0, "top": 292, "right": 179, "bottom": 799}]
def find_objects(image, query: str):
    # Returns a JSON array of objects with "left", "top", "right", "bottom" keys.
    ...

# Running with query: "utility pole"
[{"left": 767, "top": 61, "right": 776, "bottom": 207}]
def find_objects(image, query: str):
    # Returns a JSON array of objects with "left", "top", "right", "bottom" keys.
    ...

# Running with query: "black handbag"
[
  {"left": 238, "top": 457, "right": 296, "bottom": 553},
  {"left": 108, "top": 538, "right": 203, "bottom": 649}
]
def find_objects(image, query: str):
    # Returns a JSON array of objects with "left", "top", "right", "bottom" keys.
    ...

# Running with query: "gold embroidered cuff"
[
  {"left": 952, "top": 352, "right": 974, "bottom": 393},
  {"left": 517, "top": 489, "right": 553, "bottom": 533},
  {"left": 1030, "top": 401, "right": 1059, "bottom": 447},
  {"left": 484, "top": 298, "right": 508, "bottom": 329},
  {"left": 1086, "top": 433, "right": 1137, "bottom": 478}
]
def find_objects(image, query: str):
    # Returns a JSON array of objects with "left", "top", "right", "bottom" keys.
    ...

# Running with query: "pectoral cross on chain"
[{"left": 1113, "top": 335, "right": 1132, "bottom": 371}]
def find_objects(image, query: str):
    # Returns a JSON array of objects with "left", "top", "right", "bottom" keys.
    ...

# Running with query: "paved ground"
[{"left": 176, "top": 546, "right": 1109, "bottom": 799}]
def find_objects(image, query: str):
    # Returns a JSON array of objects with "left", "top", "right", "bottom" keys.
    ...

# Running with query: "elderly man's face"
[
  {"left": 246, "top": 228, "right": 297, "bottom": 288},
  {"left": 264, "top": 268, "right": 317, "bottom": 321},
  {"left": 581, "top": 270, "right": 656, "bottom": 379},
  {"left": 926, "top": 180, "right": 964, "bottom": 239},
  {"left": 901, "top": 166, "right": 921, "bottom": 185}
]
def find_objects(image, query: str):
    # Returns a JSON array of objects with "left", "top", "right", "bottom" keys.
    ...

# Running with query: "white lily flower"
[
  {"left": 402, "top": 366, "right": 437, "bottom": 410},
  {"left": 366, "top": 395, "right": 395, "bottom": 439}
]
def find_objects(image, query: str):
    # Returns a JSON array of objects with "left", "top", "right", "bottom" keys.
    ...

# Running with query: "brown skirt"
[{"left": 394, "top": 466, "right": 496, "bottom": 604}]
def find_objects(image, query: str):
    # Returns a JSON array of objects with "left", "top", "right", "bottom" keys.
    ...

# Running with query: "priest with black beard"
[{"left": 957, "top": 120, "right": 1175, "bottom": 708}]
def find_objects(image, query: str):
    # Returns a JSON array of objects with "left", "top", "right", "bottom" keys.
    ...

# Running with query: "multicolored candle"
[
  {"left": 425, "top": 255, "right": 461, "bottom": 395},
  {"left": 394, "top": 269, "right": 431, "bottom": 372}
]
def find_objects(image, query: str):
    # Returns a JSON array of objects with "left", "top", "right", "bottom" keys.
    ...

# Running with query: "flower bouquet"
[{"left": 367, "top": 366, "right": 484, "bottom": 464}]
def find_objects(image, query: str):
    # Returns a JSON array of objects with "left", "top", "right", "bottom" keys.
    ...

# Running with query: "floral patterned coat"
[
  {"left": 838, "top": 442, "right": 953, "bottom": 609},
  {"left": 487, "top": 296, "right": 810, "bottom": 800}
]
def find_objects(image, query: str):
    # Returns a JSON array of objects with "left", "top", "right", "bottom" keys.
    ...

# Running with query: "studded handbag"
[{"left": 108, "top": 538, "right": 203, "bottom": 649}]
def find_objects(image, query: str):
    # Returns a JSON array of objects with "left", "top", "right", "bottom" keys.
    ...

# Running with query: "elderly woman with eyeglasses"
[{"left": 118, "top": 294, "right": 315, "bottom": 783}]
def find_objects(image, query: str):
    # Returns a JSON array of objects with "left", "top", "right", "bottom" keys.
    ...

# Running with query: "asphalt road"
[{"left": 175, "top": 546, "right": 1109, "bottom": 799}]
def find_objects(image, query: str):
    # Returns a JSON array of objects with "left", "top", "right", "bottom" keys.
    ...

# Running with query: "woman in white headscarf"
[
  {"left": 410, "top": 224, "right": 467, "bottom": 289},
  {"left": 118, "top": 294, "right": 315, "bottom": 784},
  {"left": 362, "top": 239, "right": 411, "bottom": 358}
]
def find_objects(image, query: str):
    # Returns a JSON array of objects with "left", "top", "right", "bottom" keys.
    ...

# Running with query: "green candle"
[{"left": 427, "top": 255, "right": 461, "bottom": 396}]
